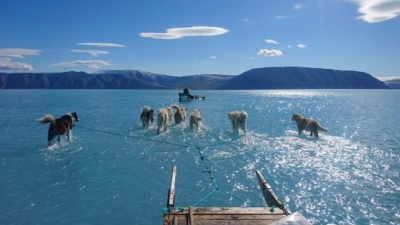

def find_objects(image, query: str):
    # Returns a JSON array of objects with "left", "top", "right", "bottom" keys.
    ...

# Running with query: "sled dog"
[
  {"left": 157, "top": 107, "right": 172, "bottom": 134},
  {"left": 140, "top": 105, "right": 154, "bottom": 128},
  {"left": 291, "top": 113, "right": 328, "bottom": 138},
  {"left": 37, "top": 112, "right": 79, "bottom": 146},
  {"left": 189, "top": 109, "right": 202, "bottom": 131},
  {"left": 227, "top": 110, "right": 248, "bottom": 134},
  {"left": 171, "top": 104, "right": 187, "bottom": 124}
]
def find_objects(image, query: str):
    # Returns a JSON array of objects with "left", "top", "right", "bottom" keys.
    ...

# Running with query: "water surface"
[{"left": 0, "top": 89, "right": 399, "bottom": 224}]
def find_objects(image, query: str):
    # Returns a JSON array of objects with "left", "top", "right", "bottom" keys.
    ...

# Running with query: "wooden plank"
[
  {"left": 194, "top": 214, "right": 285, "bottom": 220},
  {"left": 191, "top": 219, "right": 279, "bottom": 225},
  {"left": 192, "top": 207, "right": 285, "bottom": 215},
  {"left": 166, "top": 214, "right": 281, "bottom": 220},
  {"left": 165, "top": 207, "right": 285, "bottom": 215},
  {"left": 167, "top": 165, "right": 177, "bottom": 207},
  {"left": 163, "top": 213, "right": 285, "bottom": 225},
  {"left": 256, "top": 170, "right": 290, "bottom": 215},
  {"left": 162, "top": 169, "right": 290, "bottom": 224},
  {"left": 163, "top": 205, "right": 288, "bottom": 224},
  {"left": 188, "top": 206, "right": 194, "bottom": 225}
]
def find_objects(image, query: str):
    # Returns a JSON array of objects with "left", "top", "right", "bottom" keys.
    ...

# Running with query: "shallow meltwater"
[
  {"left": 1, "top": 90, "right": 399, "bottom": 224},
  {"left": 130, "top": 121, "right": 399, "bottom": 224}
]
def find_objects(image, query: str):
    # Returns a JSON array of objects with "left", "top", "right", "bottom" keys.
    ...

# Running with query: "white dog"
[
  {"left": 157, "top": 107, "right": 172, "bottom": 134},
  {"left": 228, "top": 111, "right": 248, "bottom": 134},
  {"left": 167, "top": 107, "right": 173, "bottom": 123},
  {"left": 189, "top": 109, "right": 202, "bottom": 131}
]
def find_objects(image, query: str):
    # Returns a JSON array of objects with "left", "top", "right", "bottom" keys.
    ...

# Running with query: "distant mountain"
[
  {"left": 0, "top": 67, "right": 389, "bottom": 89},
  {"left": 0, "top": 71, "right": 94, "bottom": 89},
  {"left": 0, "top": 70, "right": 231, "bottom": 89},
  {"left": 382, "top": 78, "right": 400, "bottom": 89},
  {"left": 89, "top": 70, "right": 232, "bottom": 89},
  {"left": 220, "top": 67, "right": 389, "bottom": 89}
]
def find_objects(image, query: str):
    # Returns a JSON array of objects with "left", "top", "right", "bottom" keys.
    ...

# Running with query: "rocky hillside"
[
  {"left": 0, "top": 67, "right": 389, "bottom": 89},
  {"left": 220, "top": 67, "right": 389, "bottom": 89},
  {"left": 0, "top": 70, "right": 231, "bottom": 89}
]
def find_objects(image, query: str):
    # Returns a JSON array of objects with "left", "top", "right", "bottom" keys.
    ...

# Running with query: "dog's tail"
[
  {"left": 37, "top": 114, "right": 56, "bottom": 125},
  {"left": 318, "top": 125, "right": 328, "bottom": 132},
  {"left": 143, "top": 105, "right": 151, "bottom": 112},
  {"left": 170, "top": 104, "right": 180, "bottom": 112}
]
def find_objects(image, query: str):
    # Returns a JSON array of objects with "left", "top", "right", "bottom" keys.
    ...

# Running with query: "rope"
[
  {"left": 74, "top": 124, "right": 256, "bottom": 208},
  {"left": 75, "top": 124, "right": 236, "bottom": 152},
  {"left": 74, "top": 125, "right": 127, "bottom": 137},
  {"left": 193, "top": 145, "right": 255, "bottom": 207},
  {"left": 192, "top": 189, "right": 218, "bottom": 207},
  {"left": 75, "top": 124, "right": 190, "bottom": 149}
]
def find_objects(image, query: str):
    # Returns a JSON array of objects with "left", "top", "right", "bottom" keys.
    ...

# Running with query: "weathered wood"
[
  {"left": 188, "top": 206, "right": 194, "bottom": 225},
  {"left": 168, "top": 207, "right": 285, "bottom": 215},
  {"left": 162, "top": 167, "right": 289, "bottom": 225},
  {"left": 256, "top": 170, "right": 290, "bottom": 215},
  {"left": 163, "top": 207, "right": 286, "bottom": 225},
  {"left": 167, "top": 217, "right": 284, "bottom": 225},
  {"left": 167, "top": 165, "right": 177, "bottom": 207}
]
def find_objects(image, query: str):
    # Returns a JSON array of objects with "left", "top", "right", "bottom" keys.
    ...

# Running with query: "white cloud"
[
  {"left": 210, "top": 56, "right": 217, "bottom": 59},
  {"left": 257, "top": 49, "right": 283, "bottom": 57},
  {"left": 51, "top": 60, "right": 110, "bottom": 69},
  {"left": 287, "top": 45, "right": 292, "bottom": 48},
  {"left": 297, "top": 44, "right": 307, "bottom": 48},
  {"left": 293, "top": 4, "right": 304, "bottom": 9},
  {"left": 377, "top": 76, "right": 400, "bottom": 81},
  {"left": 353, "top": 0, "right": 400, "bottom": 23},
  {"left": 0, "top": 57, "right": 34, "bottom": 71},
  {"left": 0, "top": 48, "right": 39, "bottom": 71},
  {"left": 265, "top": 39, "right": 279, "bottom": 44},
  {"left": 77, "top": 43, "right": 126, "bottom": 47},
  {"left": 71, "top": 49, "right": 109, "bottom": 57},
  {"left": 0, "top": 48, "right": 41, "bottom": 58},
  {"left": 242, "top": 18, "right": 255, "bottom": 25},
  {"left": 140, "top": 26, "right": 229, "bottom": 39},
  {"left": 276, "top": 15, "right": 288, "bottom": 19}
]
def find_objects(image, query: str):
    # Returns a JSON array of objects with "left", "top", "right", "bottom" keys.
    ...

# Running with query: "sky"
[{"left": 1, "top": 0, "right": 400, "bottom": 78}]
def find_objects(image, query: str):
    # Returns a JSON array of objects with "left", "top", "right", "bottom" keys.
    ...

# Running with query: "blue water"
[{"left": 0, "top": 90, "right": 399, "bottom": 225}]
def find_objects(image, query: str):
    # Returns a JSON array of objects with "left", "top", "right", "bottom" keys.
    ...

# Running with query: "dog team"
[
  {"left": 141, "top": 104, "right": 245, "bottom": 135},
  {"left": 37, "top": 107, "right": 328, "bottom": 146},
  {"left": 141, "top": 105, "right": 328, "bottom": 138},
  {"left": 141, "top": 104, "right": 201, "bottom": 135}
]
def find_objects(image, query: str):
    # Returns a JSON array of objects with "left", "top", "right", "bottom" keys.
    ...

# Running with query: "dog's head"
[
  {"left": 227, "top": 111, "right": 237, "bottom": 120},
  {"left": 191, "top": 109, "right": 200, "bottom": 117},
  {"left": 291, "top": 113, "right": 303, "bottom": 123},
  {"left": 71, "top": 112, "right": 79, "bottom": 122},
  {"left": 180, "top": 108, "right": 187, "bottom": 115}
]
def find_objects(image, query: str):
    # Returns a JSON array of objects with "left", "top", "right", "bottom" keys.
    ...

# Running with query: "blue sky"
[{"left": 1, "top": 0, "right": 399, "bottom": 78}]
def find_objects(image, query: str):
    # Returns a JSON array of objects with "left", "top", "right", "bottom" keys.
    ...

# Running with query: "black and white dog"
[
  {"left": 37, "top": 112, "right": 79, "bottom": 146},
  {"left": 140, "top": 106, "right": 154, "bottom": 128}
]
